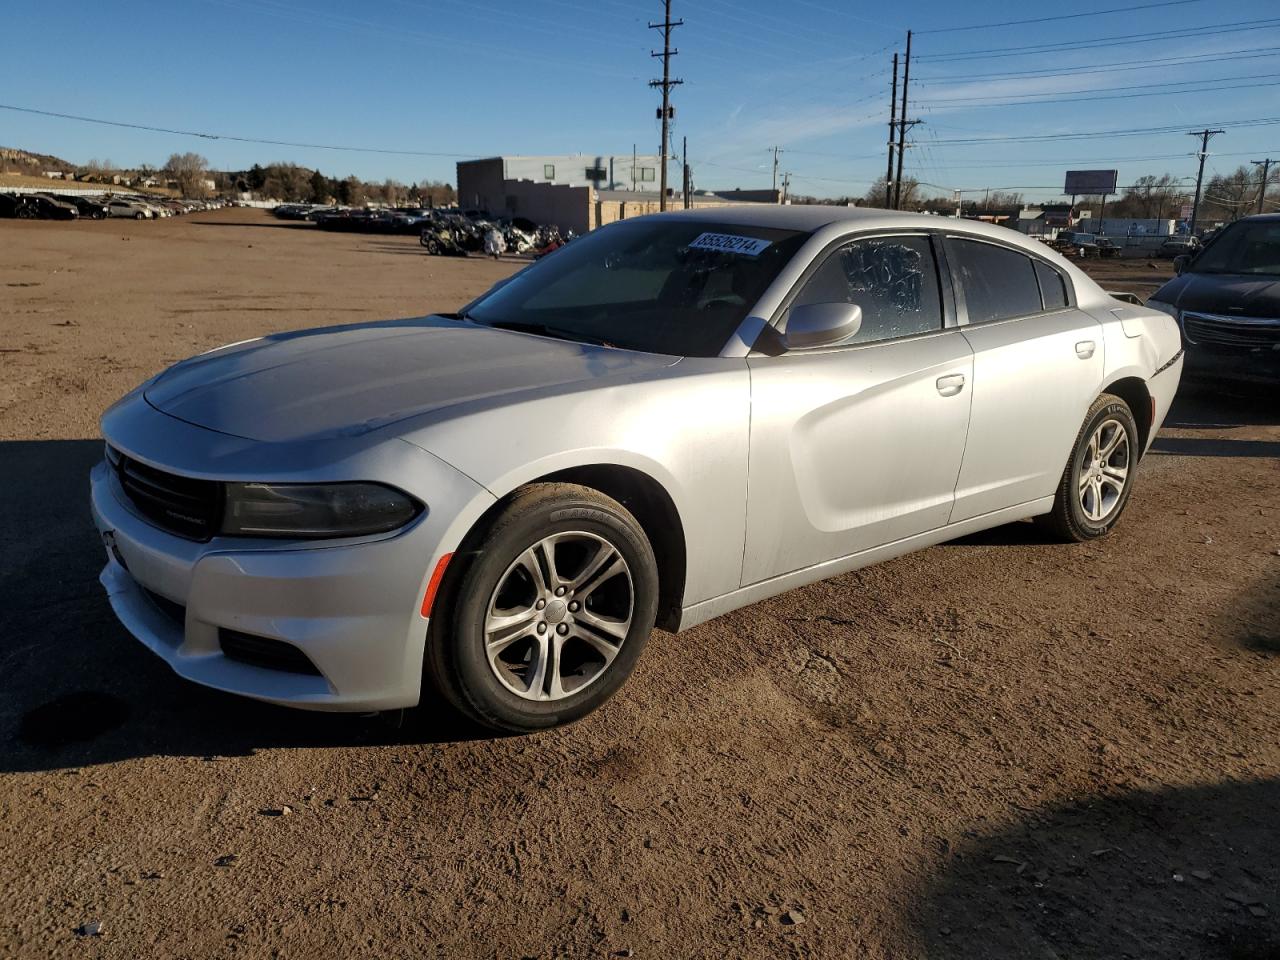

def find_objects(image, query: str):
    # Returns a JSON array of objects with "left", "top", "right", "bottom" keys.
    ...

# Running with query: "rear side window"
[
  {"left": 949, "top": 238, "right": 1043, "bottom": 323},
  {"left": 1034, "top": 260, "right": 1069, "bottom": 309},
  {"left": 790, "top": 235, "right": 943, "bottom": 344}
]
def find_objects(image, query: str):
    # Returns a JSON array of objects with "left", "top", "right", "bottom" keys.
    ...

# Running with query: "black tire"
[
  {"left": 134, "top": 211, "right": 145, "bottom": 220},
  {"left": 425, "top": 483, "right": 659, "bottom": 733},
  {"left": 1038, "top": 392, "right": 1140, "bottom": 542}
]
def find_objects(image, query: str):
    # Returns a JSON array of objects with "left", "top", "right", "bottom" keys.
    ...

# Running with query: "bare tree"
[
  {"left": 862, "top": 175, "right": 921, "bottom": 209},
  {"left": 1202, "top": 166, "right": 1257, "bottom": 222},
  {"left": 165, "top": 152, "right": 210, "bottom": 198}
]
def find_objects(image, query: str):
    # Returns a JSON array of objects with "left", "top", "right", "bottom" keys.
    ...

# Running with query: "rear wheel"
[
  {"left": 134, "top": 211, "right": 145, "bottom": 220},
  {"left": 1039, "top": 393, "right": 1139, "bottom": 542},
  {"left": 425, "top": 483, "right": 658, "bottom": 733}
]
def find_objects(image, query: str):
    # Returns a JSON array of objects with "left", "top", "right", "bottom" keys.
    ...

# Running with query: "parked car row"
[{"left": 0, "top": 192, "right": 228, "bottom": 221}]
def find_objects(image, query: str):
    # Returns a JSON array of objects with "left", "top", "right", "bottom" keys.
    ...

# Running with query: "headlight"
[
  {"left": 221, "top": 482, "right": 422, "bottom": 538},
  {"left": 1147, "top": 299, "right": 1179, "bottom": 320}
]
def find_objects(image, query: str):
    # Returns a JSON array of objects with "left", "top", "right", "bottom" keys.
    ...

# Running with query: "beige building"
[{"left": 457, "top": 155, "right": 775, "bottom": 234}]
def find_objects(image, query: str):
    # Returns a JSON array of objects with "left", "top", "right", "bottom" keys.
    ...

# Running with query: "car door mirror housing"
[{"left": 784, "top": 302, "right": 863, "bottom": 349}]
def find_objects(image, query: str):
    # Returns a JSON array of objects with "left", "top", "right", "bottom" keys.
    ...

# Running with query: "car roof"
[
  {"left": 651, "top": 203, "right": 942, "bottom": 232},
  {"left": 636, "top": 203, "right": 1072, "bottom": 255}
]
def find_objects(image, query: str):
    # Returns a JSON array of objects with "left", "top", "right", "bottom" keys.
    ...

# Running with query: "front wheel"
[
  {"left": 1039, "top": 393, "right": 1139, "bottom": 542},
  {"left": 426, "top": 483, "right": 659, "bottom": 733},
  {"left": 135, "top": 211, "right": 145, "bottom": 220}
]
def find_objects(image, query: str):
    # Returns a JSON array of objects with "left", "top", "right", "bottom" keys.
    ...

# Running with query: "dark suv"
[{"left": 1146, "top": 214, "right": 1280, "bottom": 380}]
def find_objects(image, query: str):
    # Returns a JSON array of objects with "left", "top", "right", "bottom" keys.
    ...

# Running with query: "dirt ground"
[{"left": 1, "top": 209, "right": 1277, "bottom": 959}]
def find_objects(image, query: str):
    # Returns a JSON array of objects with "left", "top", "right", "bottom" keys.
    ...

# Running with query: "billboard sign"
[{"left": 1064, "top": 169, "right": 1119, "bottom": 195}]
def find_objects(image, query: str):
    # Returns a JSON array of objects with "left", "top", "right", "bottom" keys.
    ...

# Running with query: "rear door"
[
  {"left": 946, "top": 236, "right": 1104, "bottom": 522},
  {"left": 742, "top": 232, "right": 974, "bottom": 584}
]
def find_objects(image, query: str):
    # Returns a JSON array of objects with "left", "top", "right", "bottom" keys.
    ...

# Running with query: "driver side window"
[{"left": 790, "top": 235, "right": 943, "bottom": 345}]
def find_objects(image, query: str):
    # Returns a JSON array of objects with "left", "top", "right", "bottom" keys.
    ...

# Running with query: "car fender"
[{"left": 398, "top": 362, "right": 751, "bottom": 606}]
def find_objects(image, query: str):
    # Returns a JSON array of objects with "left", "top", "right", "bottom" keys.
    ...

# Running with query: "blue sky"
[{"left": 2, "top": 0, "right": 1278, "bottom": 200}]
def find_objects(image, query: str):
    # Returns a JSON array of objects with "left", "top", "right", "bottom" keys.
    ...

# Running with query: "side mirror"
[
  {"left": 1173, "top": 254, "right": 1190, "bottom": 275},
  {"left": 784, "top": 302, "right": 863, "bottom": 349}
]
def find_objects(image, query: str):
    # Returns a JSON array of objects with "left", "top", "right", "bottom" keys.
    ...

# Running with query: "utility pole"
[
  {"left": 893, "top": 29, "right": 913, "bottom": 210},
  {"left": 682, "top": 134, "right": 691, "bottom": 209},
  {"left": 1252, "top": 157, "right": 1274, "bottom": 214},
  {"left": 885, "top": 52, "right": 898, "bottom": 208},
  {"left": 1187, "top": 128, "right": 1223, "bottom": 236},
  {"left": 770, "top": 145, "right": 783, "bottom": 194},
  {"left": 781, "top": 171, "right": 791, "bottom": 203},
  {"left": 649, "top": 0, "right": 683, "bottom": 212}
]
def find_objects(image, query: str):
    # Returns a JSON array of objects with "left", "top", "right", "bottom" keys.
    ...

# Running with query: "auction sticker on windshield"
[{"left": 688, "top": 232, "right": 773, "bottom": 257}]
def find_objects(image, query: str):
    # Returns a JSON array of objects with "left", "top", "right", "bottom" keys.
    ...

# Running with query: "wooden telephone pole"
[{"left": 649, "top": 0, "right": 683, "bottom": 212}]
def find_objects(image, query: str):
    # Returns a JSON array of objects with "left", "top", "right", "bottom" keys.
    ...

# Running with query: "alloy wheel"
[
  {"left": 483, "top": 531, "right": 634, "bottom": 701},
  {"left": 1078, "top": 418, "right": 1130, "bottom": 523}
]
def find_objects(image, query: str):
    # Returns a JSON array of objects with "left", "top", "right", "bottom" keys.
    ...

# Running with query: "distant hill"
[{"left": 0, "top": 146, "right": 75, "bottom": 173}]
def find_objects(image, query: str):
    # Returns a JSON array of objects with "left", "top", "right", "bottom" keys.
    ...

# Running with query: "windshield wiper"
[{"left": 482, "top": 320, "right": 615, "bottom": 348}]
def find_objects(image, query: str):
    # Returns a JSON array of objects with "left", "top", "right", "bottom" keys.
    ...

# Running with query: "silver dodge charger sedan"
[{"left": 91, "top": 206, "right": 1183, "bottom": 731}]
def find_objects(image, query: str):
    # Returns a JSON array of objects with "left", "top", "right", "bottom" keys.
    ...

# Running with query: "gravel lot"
[{"left": 1, "top": 209, "right": 1277, "bottom": 959}]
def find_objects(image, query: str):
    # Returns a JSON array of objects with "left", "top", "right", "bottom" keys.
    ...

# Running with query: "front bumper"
[{"left": 89, "top": 447, "right": 490, "bottom": 712}]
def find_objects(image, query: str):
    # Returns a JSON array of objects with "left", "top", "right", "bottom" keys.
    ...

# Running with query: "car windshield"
[
  {"left": 467, "top": 219, "right": 810, "bottom": 356},
  {"left": 1191, "top": 220, "right": 1280, "bottom": 276}
]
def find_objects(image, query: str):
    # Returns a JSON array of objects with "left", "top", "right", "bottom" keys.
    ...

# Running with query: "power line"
[
  {"left": 919, "top": 74, "right": 1280, "bottom": 108},
  {"left": 926, "top": 116, "right": 1280, "bottom": 145},
  {"left": 916, "top": 149, "right": 1280, "bottom": 169},
  {"left": 916, "top": 0, "right": 1204, "bottom": 33},
  {"left": 913, "top": 46, "right": 1280, "bottom": 84},
  {"left": 916, "top": 18, "right": 1280, "bottom": 61},
  {"left": 0, "top": 102, "right": 480, "bottom": 157}
]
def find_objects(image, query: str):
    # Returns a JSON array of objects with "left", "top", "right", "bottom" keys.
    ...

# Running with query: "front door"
[{"left": 742, "top": 233, "right": 973, "bottom": 585}]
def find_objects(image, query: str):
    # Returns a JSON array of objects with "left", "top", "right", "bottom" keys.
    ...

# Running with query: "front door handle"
[
  {"left": 936, "top": 373, "right": 966, "bottom": 397},
  {"left": 1075, "top": 340, "right": 1096, "bottom": 359}
]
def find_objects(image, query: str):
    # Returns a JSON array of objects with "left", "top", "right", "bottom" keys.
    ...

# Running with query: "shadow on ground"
[
  {"left": 1162, "top": 374, "right": 1280, "bottom": 431},
  {"left": 0, "top": 440, "right": 491, "bottom": 775},
  {"left": 188, "top": 219, "right": 316, "bottom": 230},
  {"left": 906, "top": 779, "right": 1280, "bottom": 959}
]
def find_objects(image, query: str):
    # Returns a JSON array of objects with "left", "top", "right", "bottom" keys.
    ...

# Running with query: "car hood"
[
  {"left": 1151, "top": 272, "right": 1280, "bottom": 317},
  {"left": 144, "top": 315, "right": 677, "bottom": 443}
]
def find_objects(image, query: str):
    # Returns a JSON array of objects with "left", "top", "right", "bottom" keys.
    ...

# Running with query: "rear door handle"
[
  {"left": 936, "top": 373, "right": 966, "bottom": 397},
  {"left": 1075, "top": 340, "right": 1096, "bottom": 359}
]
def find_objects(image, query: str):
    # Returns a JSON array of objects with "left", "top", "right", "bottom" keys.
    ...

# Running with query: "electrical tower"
[
  {"left": 649, "top": 0, "right": 683, "bottom": 212},
  {"left": 770, "top": 146, "right": 784, "bottom": 194},
  {"left": 1252, "top": 158, "right": 1274, "bottom": 214},
  {"left": 893, "top": 30, "right": 919, "bottom": 210},
  {"left": 1187, "top": 128, "right": 1223, "bottom": 236},
  {"left": 885, "top": 52, "right": 898, "bottom": 207}
]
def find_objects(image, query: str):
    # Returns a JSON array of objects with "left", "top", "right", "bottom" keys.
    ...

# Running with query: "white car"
[
  {"left": 104, "top": 199, "right": 152, "bottom": 220},
  {"left": 91, "top": 207, "right": 1183, "bottom": 731}
]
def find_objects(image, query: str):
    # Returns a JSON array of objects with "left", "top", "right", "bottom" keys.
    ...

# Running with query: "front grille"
[
  {"left": 219, "top": 629, "right": 322, "bottom": 676},
  {"left": 1183, "top": 312, "right": 1280, "bottom": 349},
  {"left": 109, "top": 447, "right": 222, "bottom": 540}
]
